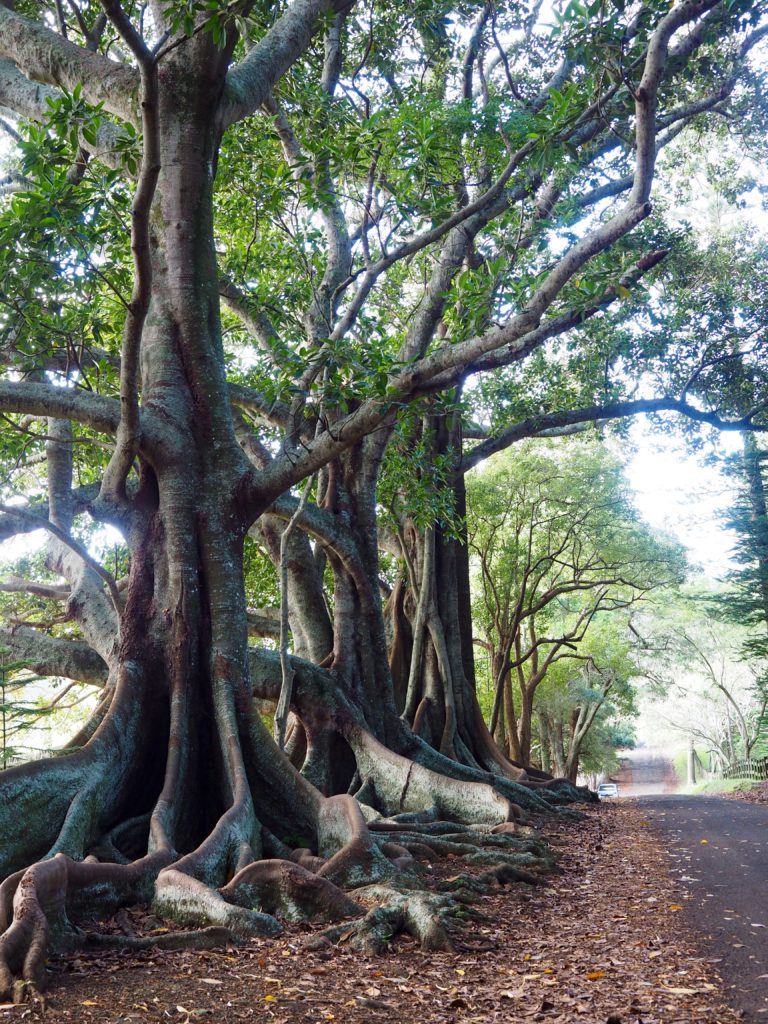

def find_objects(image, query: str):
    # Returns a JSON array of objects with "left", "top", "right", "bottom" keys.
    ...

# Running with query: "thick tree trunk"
[
  {"left": 550, "top": 721, "right": 567, "bottom": 780},
  {"left": 384, "top": 411, "right": 543, "bottom": 783},
  {"left": 538, "top": 713, "right": 553, "bottom": 775},
  {"left": 0, "top": 43, "right": 387, "bottom": 998},
  {"left": 0, "top": 36, "right": 588, "bottom": 1005}
]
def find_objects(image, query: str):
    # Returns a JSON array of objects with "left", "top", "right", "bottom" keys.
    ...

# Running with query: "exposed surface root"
[
  {"left": 82, "top": 925, "right": 241, "bottom": 951},
  {"left": 153, "top": 868, "right": 283, "bottom": 938},
  {"left": 365, "top": 819, "right": 558, "bottom": 877},
  {"left": 315, "top": 795, "right": 394, "bottom": 888},
  {"left": 308, "top": 887, "right": 457, "bottom": 955},
  {"left": 437, "top": 862, "right": 544, "bottom": 894},
  {"left": 219, "top": 859, "right": 361, "bottom": 922},
  {"left": 0, "top": 645, "right": 584, "bottom": 1004},
  {"left": 0, "top": 852, "right": 164, "bottom": 1003},
  {"left": 368, "top": 818, "right": 533, "bottom": 838},
  {"left": 346, "top": 726, "right": 515, "bottom": 825}
]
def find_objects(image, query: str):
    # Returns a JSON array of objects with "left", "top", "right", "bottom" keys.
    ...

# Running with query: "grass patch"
[
  {"left": 672, "top": 747, "right": 710, "bottom": 787},
  {"left": 680, "top": 777, "right": 760, "bottom": 796}
]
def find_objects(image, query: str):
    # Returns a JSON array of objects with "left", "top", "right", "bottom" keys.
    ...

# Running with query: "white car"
[{"left": 597, "top": 782, "right": 619, "bottom": 798}]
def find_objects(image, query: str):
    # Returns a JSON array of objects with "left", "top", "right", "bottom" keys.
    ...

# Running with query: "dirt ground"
[{"left": 0, "top": 804, "right": 741, "bottom": 1024}]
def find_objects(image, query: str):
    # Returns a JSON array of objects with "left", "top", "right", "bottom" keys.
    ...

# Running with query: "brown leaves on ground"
[
  {"left": 0, "top": 805, "right": 740, "bottom": 1023},
  {"left": 715, "top": 780, "right": 768, "bottom": 805}
]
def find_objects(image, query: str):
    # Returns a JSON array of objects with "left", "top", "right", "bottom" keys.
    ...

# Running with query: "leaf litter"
[{"left": 0, "top": 804, "right": 741, "bottom": 1023}]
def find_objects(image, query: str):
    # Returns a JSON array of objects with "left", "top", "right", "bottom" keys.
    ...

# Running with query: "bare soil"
[{"left": 0, "top": 804, "right": 740, "bottom": 1023}]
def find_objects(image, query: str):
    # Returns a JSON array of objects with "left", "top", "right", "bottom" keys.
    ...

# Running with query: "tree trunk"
[
  {"left": 538, "top": 713, "right": 553, "bottom": 775},
  {"left": 550, "top": 720, "right": 567, "bottom": 780},
  {"left": 743, "top": 433, "right": 768, "bottom": 630},
  {"left": 0, "top": 45, "right": 427, "bottom": 998}
]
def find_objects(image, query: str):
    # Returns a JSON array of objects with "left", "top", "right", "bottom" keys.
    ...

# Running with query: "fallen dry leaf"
[{"left": 12, "top": 804, "right": 743, "bottom": 1024}]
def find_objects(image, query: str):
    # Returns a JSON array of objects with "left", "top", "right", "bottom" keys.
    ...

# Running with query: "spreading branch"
[
  {"left": 0, "top": 505, "right": 121, "bottom": 614},
  {"left": 0, "top": 5, "right": 138, "bottom": 122},
  {"left": 460, "top": 397, "right": 768, "bottom": 474}
]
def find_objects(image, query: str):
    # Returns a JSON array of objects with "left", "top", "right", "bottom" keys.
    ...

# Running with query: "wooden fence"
[{"left": 722, "top": 756, "right": 768, "bottom": 781}]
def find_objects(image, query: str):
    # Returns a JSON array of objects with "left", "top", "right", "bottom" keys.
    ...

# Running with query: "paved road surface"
[{"left": 634, "top": 795, "right": 768, "bottom": 1021}]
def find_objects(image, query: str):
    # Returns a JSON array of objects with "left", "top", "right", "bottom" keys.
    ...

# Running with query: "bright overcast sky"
[
  {"left": 626, "top": 420, "right": 744, "bottom": 579},
  {"left": 624, "top": 139, "right": 768, "bottom": 583}
]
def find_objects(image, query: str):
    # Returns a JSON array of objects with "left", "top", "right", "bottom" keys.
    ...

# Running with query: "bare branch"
[
  {"left": 0, "top": 60, "right": 128, "bottom": 167},
  {"left": 460, "top": 396, "right": 768, "bottom": 474},
  {"left": 220, "top": 277, "right": 280, "bottom": 353},
  {"left": 0, "top": 577, "right": 71, "bottom": 601},
  {"left": 0, "top": 504, "right": 121, "bottom": 613},
  {"left": 223, "top": 0, "right": 354, "bottom": 128},
  {"left": 0, "top": 380, "right": 121, "bottom": 433},
  {"left": 247, "top": 607, "right": 281, "bottom": 639},
  {"left": 0, "top": 626, "right": 108, "bottom": 685}
]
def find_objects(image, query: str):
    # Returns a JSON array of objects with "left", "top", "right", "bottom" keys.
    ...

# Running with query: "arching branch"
[
  {"left": 0, "top": 381, "right": 120, "bottom": 434},
  {"left": 0, "top": 627, "right": 108, "bottom": 686},
  {"left": 460, "top": 397, "right": 768, "bottom": 474},
  {"left": 0, "top": 7, "right": 138, "bottom": 122}
]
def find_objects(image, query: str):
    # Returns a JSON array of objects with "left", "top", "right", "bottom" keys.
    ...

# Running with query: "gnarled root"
[
  {"left": 538, "top": 778, "right": 597, "bottom": 805},
  {"left": 315, "top": 795, "right": 395, "bottom": 888},
  {"left": 220, "top": 859, "right": 361, "bottom": 922},
  {"left": 308, "top": 887, "right": 457, "bottom": 954},
  {"left": 346, "top": 726, "right": 516, "bottom": 825},
  {"left": 83, "top": 925, "right": 241, "bottom": 952},
  {"left": 438, "top": 863, "right": 544, "bottom": 896},
  {"left": 366, "top": 818, "right": 558, "bottom": 876},
  {"left": 0, "top": 851, "right": 165, "bottom": 1003},
  {"left": 0, "top": 866, "right": 53, "bottom": 1003},
  {"left": 153, "top": 867, "right": 283, "bottom": 938}
]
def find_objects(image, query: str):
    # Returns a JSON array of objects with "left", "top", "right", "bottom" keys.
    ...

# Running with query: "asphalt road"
[{"left": 634, "top": 795, "right": 768, "bottom": 1021}]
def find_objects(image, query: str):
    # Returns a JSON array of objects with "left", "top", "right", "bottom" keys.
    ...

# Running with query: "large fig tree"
[{"left": 0, "top": 0, "right": 765, "bottom": 1000}]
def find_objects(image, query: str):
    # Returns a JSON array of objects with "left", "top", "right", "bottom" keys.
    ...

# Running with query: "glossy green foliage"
[{"left": 466, "top": 436, "right": 687, "bottom": 689}]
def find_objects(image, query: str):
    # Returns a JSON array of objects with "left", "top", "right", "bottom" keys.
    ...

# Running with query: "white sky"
[{"left": 626, "top": 421, "right": 743, "bottom": 579}]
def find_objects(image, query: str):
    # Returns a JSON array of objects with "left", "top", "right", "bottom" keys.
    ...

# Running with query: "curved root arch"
[{"left": 1, "top": 642, "right": 577, "bottom": 1003}]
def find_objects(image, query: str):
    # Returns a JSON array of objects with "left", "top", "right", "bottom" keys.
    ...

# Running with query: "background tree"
[
  {"left": 714, "top": 434, "right": 768, "bottom": 660},
  {"left": 534, "top": 621, "right": 639, "bottom": 782},
  {"left": 635, "top": 593, "right": 768, "bottom": 769},
  {"left": 467, "top": 438, "right": 685, "bottom": 764}
]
